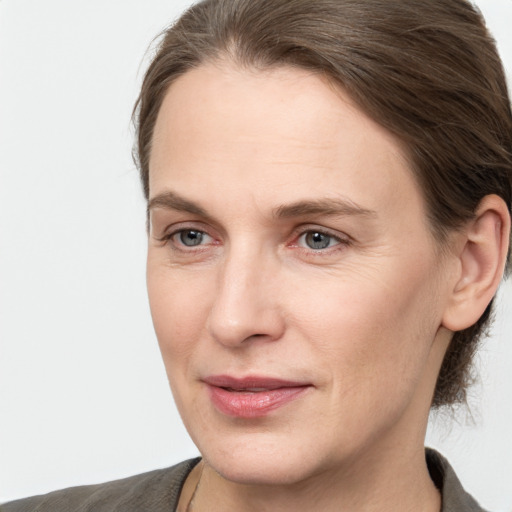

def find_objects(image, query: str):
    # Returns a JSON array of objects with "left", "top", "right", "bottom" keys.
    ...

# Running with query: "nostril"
[{"left": 242, "top": 333, "right": 277, "bottom": 343}]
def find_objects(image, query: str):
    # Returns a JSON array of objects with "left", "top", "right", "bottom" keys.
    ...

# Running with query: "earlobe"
[{"left": 442, "top": 195, "right": 510, "bottom": 332}]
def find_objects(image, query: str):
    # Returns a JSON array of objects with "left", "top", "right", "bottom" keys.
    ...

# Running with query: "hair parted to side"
[{"left": 133, "top": 0, "right": 512, "bottom": 408}]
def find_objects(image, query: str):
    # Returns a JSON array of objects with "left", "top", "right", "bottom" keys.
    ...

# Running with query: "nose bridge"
[{"left": 207, "top": 239, "right": 283, "bottom": 346}]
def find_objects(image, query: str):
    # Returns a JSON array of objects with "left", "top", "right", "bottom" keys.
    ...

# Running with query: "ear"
[{"left": 442, "top": 194, "right": 510, "bottom": 332}]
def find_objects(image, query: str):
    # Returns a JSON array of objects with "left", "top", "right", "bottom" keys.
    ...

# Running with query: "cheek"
[
  {"left": 286, "top": 258, "right": 442, "bottom": 389},
  {"left": 146, "top": 262, "right": 213, "bottom": 366}
]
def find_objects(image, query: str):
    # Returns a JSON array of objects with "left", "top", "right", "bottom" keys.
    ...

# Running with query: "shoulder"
[
  {"left": 2, "top": 458, "right": 201, "bottom": 512},
  {"left": 426, "top": 448, "right": 488, "bottom": 512}
]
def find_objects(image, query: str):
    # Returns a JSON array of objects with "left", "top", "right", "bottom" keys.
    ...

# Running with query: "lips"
[{"left": 203, "top": 375, "right": 311, "bottom": 418}]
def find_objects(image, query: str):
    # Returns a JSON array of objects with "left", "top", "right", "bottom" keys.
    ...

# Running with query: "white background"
[{"left": 1, "top": 0, "right": 511, "bottom": 509}]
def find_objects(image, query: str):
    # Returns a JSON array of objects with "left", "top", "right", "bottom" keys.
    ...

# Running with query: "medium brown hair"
[{"left": 133, "top": 0, "right": 512, "bottom": 407}]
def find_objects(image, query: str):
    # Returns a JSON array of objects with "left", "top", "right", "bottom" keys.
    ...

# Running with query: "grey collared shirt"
[{"left": 426, "top": 449, "right": 487, "bottom": 512}]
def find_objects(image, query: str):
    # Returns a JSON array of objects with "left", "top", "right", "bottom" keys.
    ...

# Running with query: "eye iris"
[
  {"left": 179, "top": 230, "right": 203, "bottom": 247},
  {"left": 305, "top": 232, "right": 331, "bottom": 250}
]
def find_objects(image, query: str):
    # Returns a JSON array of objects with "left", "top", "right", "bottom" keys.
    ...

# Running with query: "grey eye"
[
  {"left": 179, "top": 230, "right": 204, "bottom": 247},
  {"left": 304, "top": 231, "right": 333, "bottom": 250}
]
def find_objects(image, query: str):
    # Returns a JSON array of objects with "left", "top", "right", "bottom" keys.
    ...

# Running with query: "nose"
[{"left": 206, "top": 245, "right": 285, "bottom": 347}]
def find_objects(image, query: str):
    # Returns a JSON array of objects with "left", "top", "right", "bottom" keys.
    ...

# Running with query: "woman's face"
[{"left": 147, "top": 62, "right": 454, "bottom": 484}]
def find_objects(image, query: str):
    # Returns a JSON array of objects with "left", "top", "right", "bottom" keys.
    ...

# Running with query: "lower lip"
[{"left": 206, "top": 384, "right": 310, "bottom": 418}]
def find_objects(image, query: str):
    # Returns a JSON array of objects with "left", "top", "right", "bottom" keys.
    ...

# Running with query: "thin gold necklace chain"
[{"left": 185, "top": 463, "right": 204, "bottom": 512}]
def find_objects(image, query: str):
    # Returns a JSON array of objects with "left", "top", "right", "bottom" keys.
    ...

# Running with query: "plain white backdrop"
[{"left": 1, "top": 0, "right": 511, "bottom": 508}]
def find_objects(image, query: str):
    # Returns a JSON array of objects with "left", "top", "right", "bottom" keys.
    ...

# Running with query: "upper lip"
[{"left": 203, "top": 375, "right": 311, "bottom": 391}]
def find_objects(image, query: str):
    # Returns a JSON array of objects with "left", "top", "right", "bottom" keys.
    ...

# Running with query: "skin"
[{"left": 146, "top": 61, "right": 508, "bottom": 511}]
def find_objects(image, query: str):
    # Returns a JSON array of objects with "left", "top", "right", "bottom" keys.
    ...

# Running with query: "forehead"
[{"left": 149, "top": 61, "right": 427, "bottom": 228}]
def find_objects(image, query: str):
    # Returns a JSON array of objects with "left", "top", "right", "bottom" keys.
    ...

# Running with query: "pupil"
[
  {"left": 306, "top": 232, "right": 330, "bottom": 250},
  {"left": 180, "top": 230, "right": 203, "bottom": 246}
]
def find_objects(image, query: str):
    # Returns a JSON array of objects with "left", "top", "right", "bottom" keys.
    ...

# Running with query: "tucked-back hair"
[{"left": 133, "top": 0, "right": 512, "bottom": 407}]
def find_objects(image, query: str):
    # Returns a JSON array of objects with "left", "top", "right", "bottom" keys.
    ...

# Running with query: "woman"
[{"left": 4, "top": 0, "right": 511, "bottom": 510}]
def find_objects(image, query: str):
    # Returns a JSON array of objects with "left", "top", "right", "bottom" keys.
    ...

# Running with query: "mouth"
[{"left": 203, "top": 375, "right": 312, "bottom": 418}]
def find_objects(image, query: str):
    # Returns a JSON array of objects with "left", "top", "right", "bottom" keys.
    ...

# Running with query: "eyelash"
[
  {"left": 156, "top": 227, "right": 216, "bottom": 250},
  {"left": 293, "top": 229, "right": 350, "bottom": 253},
  {"left": 157, "top": 225, "right": 351, "bottom": 256}
]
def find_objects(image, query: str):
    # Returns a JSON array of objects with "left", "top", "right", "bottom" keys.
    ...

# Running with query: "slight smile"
[{"left": 203, "top": 376, "right": 313, "bottom": 418}]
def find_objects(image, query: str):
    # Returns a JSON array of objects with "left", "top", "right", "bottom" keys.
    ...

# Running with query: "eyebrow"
[
  {"left": 147, "top": 190, "right": 376, "bottom": 220},
  {"left": 273, "top": 198, "right": 376, "bottom": 219},
  {"left": 148, "top": 191, "right": 208, "bottom": 217}
]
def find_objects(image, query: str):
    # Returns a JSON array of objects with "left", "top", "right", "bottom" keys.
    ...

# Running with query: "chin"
[
  {"left": 210, "top": 455, "right": 315, "bottom": 486},
  {"left": 197, "top": 432, "right": 330, "bottom": 486}
]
